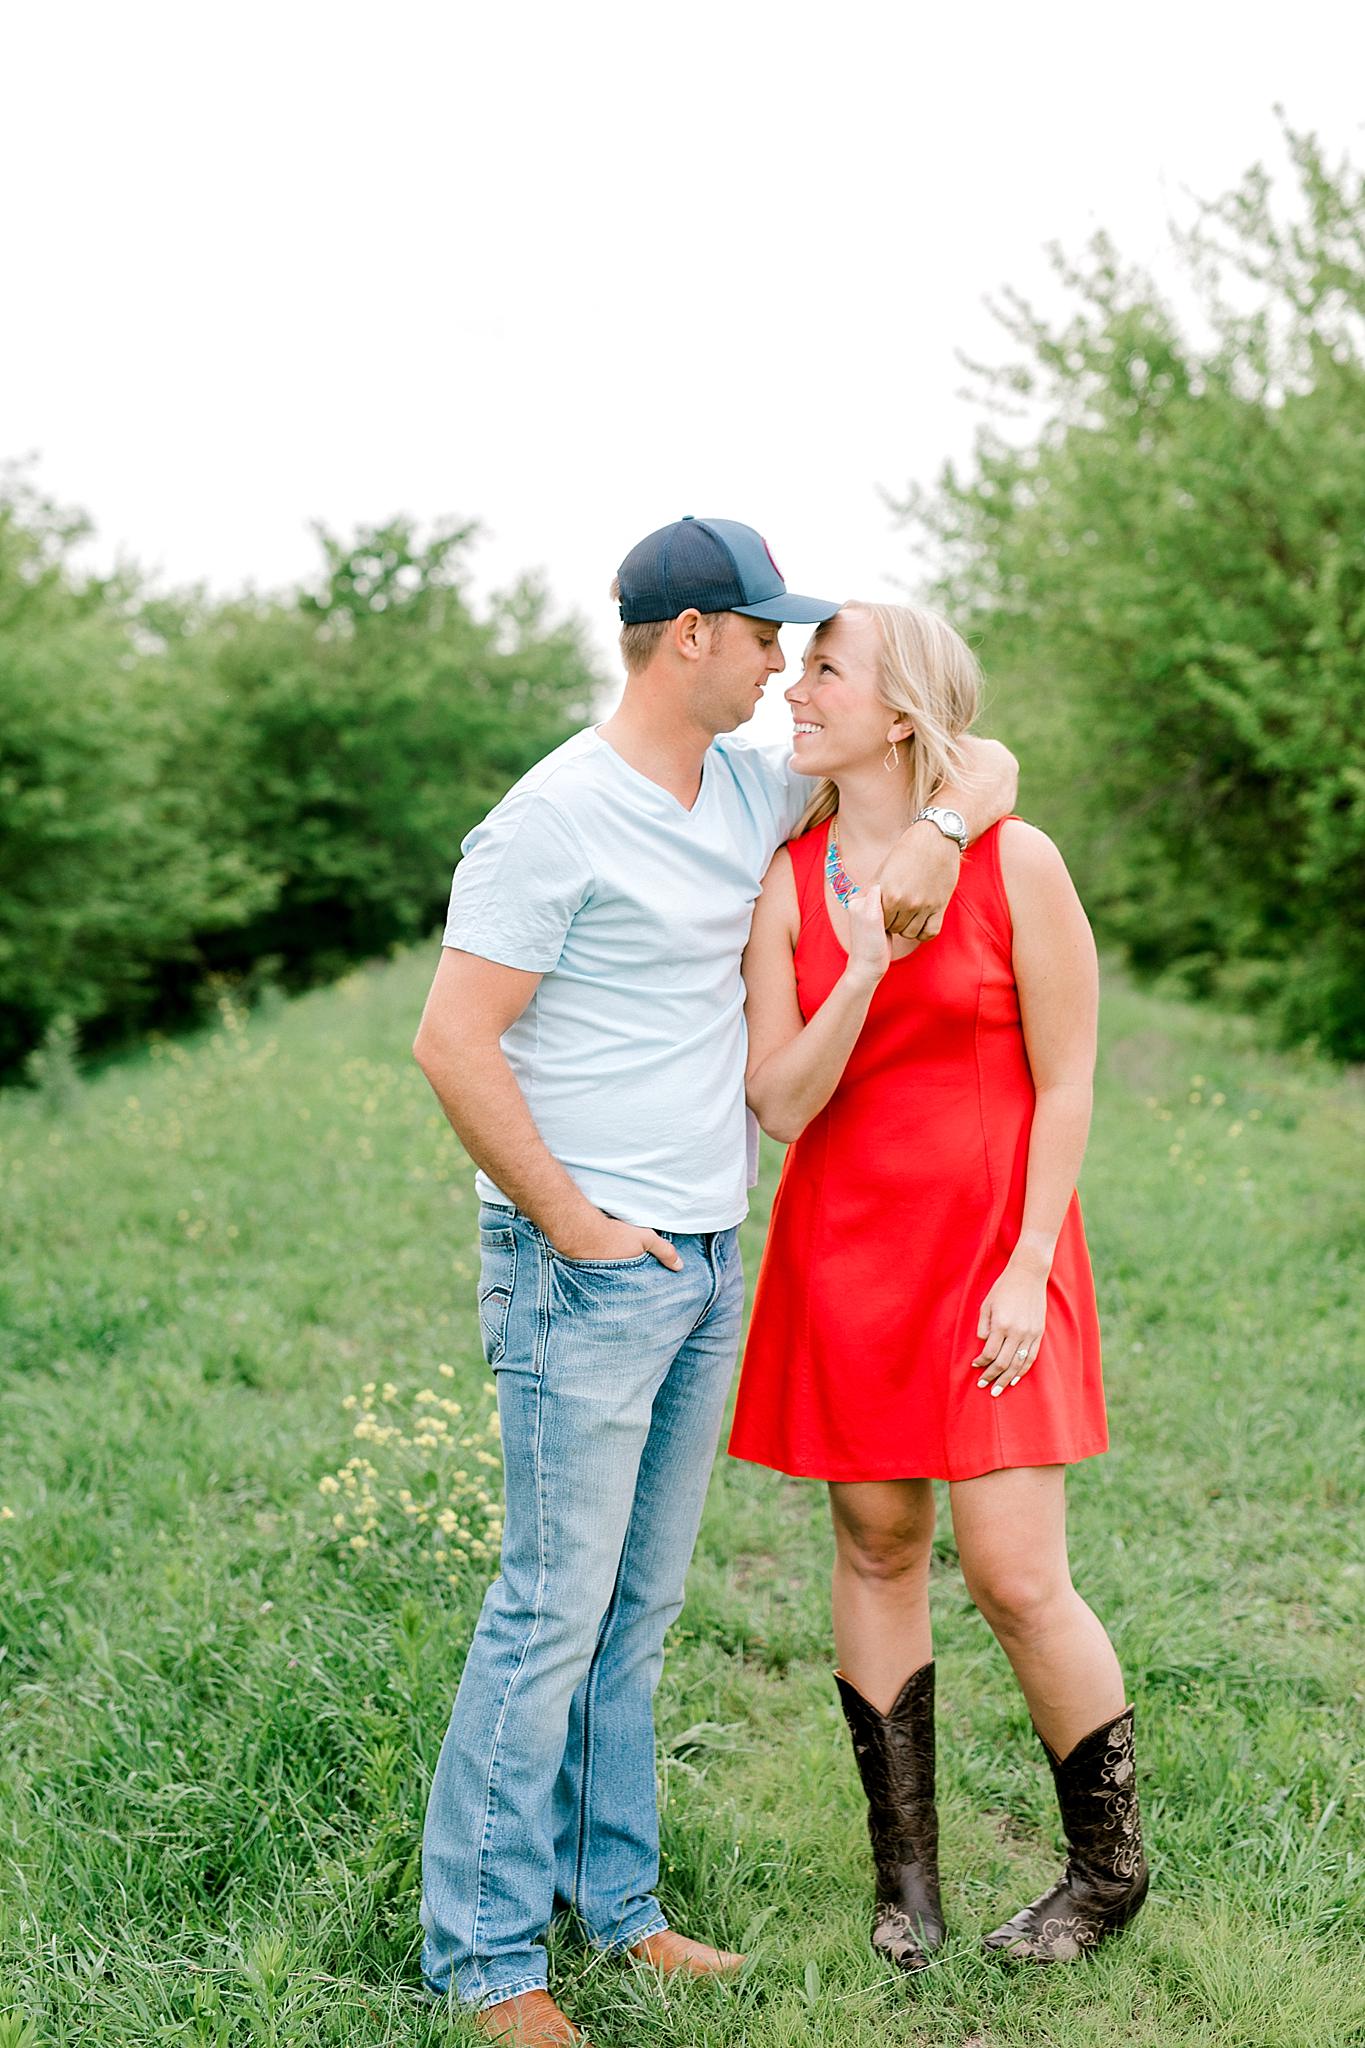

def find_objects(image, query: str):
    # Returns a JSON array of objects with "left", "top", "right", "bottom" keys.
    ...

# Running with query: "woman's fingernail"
[
  {"left": 991, "top": 1383, "right": 1003, "bottom": 1397},
  {"left": 977, "top": 1377, "right": 989, "bottom": 1389},
  {"left": 1009, "top": 1376, "right": 1021, "bottom": 1387}
]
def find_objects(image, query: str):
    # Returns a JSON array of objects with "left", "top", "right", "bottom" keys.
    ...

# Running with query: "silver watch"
[{"left": 916, "top": 805, "right": 968, "bottom": 853}]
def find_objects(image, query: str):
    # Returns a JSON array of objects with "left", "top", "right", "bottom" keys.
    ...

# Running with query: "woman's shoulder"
[
  {"left": 757, "top": 838, "right": 799, "bottom": 901},
  {"left": 996, "top": 817, "right": 1069, "bottom": 879},
  {"left": 780, "top": 818, "right": 829, "bottom": 883},
  {"left": 750, "top": 840, "right": 801, "bottom": 949},
  {"left": 995, "top": 818, "right": 1086, "bottom": 928},
  {"left": 959, "top": 817, "right": 1069, "bottom": 934}
]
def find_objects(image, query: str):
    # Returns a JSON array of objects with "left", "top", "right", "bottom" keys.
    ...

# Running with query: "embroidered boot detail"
[{"left": 984, "top": 1705, "right": 1149, "bottom": 1964}]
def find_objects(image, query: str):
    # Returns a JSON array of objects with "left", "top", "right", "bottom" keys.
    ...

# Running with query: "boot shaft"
[
  {"left": 1044, "top": 1706, "right": 1144, "bottom": 1889},
  {"left": 836, "top": 1663, "right": 937, "bottom": 1827},
  {"left": 835, "top": 1662, "right": 945, "bottom": 1964}
]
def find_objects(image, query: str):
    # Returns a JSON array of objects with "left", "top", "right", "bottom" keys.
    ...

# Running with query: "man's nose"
[{"left": 769, "top": 642, "right": 786, "bottom": 673}]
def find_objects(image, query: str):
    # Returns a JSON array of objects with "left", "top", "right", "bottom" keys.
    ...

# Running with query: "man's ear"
[{"left": 668, "top": 609, "right": 709, "bottom": 662}]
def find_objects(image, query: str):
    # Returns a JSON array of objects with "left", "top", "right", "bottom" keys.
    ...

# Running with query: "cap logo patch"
[{"left": 761, "top": 536, "right": 783, "bottom": 579}]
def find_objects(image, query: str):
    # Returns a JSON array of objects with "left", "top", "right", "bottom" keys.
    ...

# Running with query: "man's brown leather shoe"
[
  {"left": 472, "top": 1989, "right": 583, "bottom": 2045},
  {"left": 626, "top": 1928, "right": 745, "bottom": 1977}
]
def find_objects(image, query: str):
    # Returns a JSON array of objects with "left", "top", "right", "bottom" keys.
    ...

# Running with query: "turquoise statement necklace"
[{"left": 825, "top": 825, "right": 860, "bottom": 905}]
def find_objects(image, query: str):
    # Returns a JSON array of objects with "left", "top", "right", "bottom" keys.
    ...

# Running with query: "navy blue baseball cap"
[{"left": 617, "top": 516, "right": 839, "bottom": 626}]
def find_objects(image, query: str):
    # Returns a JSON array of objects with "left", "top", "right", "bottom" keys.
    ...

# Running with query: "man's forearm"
[
  {"left": 939, "top": 735, "right": 1019, "bottom": 843},
  {"left": 417, "top": 1036, "right": 596, "bottom": 1244},
  {"left": 876, "top": 735, "right": 1020, "bottom": 938}
]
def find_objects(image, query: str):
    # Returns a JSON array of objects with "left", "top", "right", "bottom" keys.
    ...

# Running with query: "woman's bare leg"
[
  {"left": 828, "top": 1479, "right": 936, "bottom": 1710},
  {"left": 949, "top": 1464, "right": 1124, "bottom": 1755}
]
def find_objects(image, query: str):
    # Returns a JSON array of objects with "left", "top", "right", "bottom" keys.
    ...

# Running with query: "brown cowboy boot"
[
  {"left": 472, "top": 1988, "right": 583, "bottom": 2044},
  {"left": 983, "top": 1705, "right": 1149, "bottom": 1963},
  {"left": 626, "top": 1928, "right": 745, "bottom": 1977},
  {"left": 836, "top": 1663, "right": 945, "bottom": 1972}
]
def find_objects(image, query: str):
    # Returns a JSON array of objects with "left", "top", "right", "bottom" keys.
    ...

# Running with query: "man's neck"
[{"left": 598, "top": 681, "right": 717, "bottom": 809}]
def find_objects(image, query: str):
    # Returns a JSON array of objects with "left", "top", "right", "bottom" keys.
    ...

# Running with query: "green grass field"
[{"left": 2, "top": 951, "right": 1362, "bottom": 2047}]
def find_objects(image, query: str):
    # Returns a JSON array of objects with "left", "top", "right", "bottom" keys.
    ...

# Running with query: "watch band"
[{"left": 915, "top": 805, "right": 968, "bottom": 854}]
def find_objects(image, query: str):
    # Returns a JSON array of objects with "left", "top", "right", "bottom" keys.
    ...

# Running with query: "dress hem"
[{"left": 726, "top": 1440, "right": 1109, "bottom": 1483}]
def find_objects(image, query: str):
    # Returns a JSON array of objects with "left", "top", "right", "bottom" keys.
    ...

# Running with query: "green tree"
[
  {"left": 903, "top": 121, "right": 1365, "bottom": 1057},
  {"left": 192, "top": 517, "right": 597, "bottom": 984},
  {"left": 0, "top": 491, "right": 600, "bottom": 1080},
  {"left": 0, "top": 473, "right": 268, "bottom": 1074}
]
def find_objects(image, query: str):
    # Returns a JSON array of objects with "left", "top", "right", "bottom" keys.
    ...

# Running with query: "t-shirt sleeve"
[
  {"left": 742, "top": 737, "right": 818, "bottom": 840},
  {"left": 442, "top": 794, "right": 592, "bottom": 972},
  {"left": 775, "top": 750, "right": 818, "bottom": 838}
]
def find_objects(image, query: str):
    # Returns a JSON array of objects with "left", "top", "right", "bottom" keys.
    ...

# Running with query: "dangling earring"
[{"left": 883, "top": 741, "right": 900, "bottom": 773}]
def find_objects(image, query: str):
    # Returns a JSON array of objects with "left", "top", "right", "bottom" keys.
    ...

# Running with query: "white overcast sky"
[{"left": 5, "top": 1, "right": 1363, "bottom": 735}]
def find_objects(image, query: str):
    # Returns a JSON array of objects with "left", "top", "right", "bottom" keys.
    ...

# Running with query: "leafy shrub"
[
  {"left": 904, "top": 122, "right": 1365, "bottom": 1057},
  {"left": 0, "top": 490, "right": 599, "bottom": 1080},
  {"left": 186, "top": 519, "right": 597, "bottom": 989},
  {"left": 0, "top": 474, "right": 270, "bottom": 1074}
]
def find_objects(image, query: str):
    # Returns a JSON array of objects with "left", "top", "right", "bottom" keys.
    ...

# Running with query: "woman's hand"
[
  {"left": 973, "top": 1256, "right": 1048, "bottom": 1395},
  {"left": 844, "top": 884, "right": 893, "bottom": 988}
]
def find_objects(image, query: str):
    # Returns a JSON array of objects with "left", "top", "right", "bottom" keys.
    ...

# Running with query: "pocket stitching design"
[{"left": 476, "top": 1230, "right": 517, "bottom": 1365}]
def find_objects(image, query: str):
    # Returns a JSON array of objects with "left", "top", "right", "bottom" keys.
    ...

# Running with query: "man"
[{"left": 414, "top": 516, "right": 1017, "bottom": 2044}]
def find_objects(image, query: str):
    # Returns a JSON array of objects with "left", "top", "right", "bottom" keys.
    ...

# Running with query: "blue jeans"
[{"left": 420, "top": 1202, "right": 745, "bottom": 2010}]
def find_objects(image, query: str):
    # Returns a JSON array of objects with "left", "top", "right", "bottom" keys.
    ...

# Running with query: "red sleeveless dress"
[{"left": 729, "top": 819, "right": 1107, "bottom": 1482}]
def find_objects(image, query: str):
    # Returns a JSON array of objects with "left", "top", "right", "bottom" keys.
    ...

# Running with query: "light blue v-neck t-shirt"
[{"left": 442, "top": 725, "right": 813, "bottom": 1231}]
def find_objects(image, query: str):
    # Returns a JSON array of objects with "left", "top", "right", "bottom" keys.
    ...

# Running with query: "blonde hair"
[
  {"left": 608, "top": 576, "right": 725, "bottom": 672},
  {"left": 796, "top": 600, "right": 983, "bottom": 833}
]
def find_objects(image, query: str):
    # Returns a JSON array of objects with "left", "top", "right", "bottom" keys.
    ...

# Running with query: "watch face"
[{"left": 940, "top": 809, "right": 967, "bottom": 838}]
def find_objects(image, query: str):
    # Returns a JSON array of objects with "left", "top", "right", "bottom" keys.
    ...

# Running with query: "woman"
[{"left": 729, "top": 601, "right": 1148, "bottom": 1969}]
